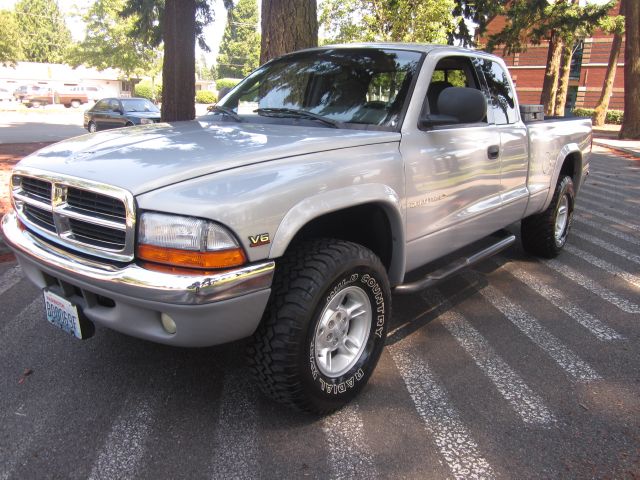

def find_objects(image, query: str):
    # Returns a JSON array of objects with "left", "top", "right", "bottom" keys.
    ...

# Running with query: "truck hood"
[{"left": 18, "top": 120, "right": 400, "bottom": 195}]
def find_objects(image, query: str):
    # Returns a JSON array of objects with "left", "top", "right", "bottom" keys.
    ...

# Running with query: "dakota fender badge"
[{"left": 249, "top": 233, "right": 270, "bottom": 247}]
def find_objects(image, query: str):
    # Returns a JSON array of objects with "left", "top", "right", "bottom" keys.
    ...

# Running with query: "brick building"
[{"left": 477, "top": 1, "right": 624, "bottom": 113}]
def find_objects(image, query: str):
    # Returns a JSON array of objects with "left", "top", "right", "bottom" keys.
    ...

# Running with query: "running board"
[{"left": 394, "top": 233, "right": 516, "bottom": 295}]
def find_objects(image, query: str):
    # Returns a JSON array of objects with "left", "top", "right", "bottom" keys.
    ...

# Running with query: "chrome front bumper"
[{"left": 2, "top": 211, "right": 275, "bottom": 346}]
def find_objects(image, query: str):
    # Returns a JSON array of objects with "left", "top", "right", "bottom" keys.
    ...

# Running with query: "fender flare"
[
  {"left": 541, "top": 143, "right": 582, "bottom": 211},
  {"left": 269, "top": 184, "right": 407, "bottom": 285}
]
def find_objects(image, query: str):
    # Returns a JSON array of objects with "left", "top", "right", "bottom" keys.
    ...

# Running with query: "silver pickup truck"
[{"left": 2, "top": 44, "right": 591, "bottom": 413}]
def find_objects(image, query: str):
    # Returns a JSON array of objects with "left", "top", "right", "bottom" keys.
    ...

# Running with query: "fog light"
[{"left": 161, "top": 313, "right": 177, "bottom": 334}]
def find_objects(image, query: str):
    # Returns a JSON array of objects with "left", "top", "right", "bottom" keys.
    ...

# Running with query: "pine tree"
[
  {"left": 14, "top": 0, "right": 72, "bottom": 63},
  {"left": 217, "top": 0, "right": 260, "bottom": 78},
  {"left": 620, "top": 0, "right": 640, "bottom": 139},
  {"left": 261, "top": 0, "right": 317, "bottom": 64}
]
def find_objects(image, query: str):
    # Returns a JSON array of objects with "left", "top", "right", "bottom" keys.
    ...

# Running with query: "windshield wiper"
[
  {"left": 255, "top": 108, "right": 344, "bottom": 129},
  {"left": 208, "top": 105, "right": 243, "bottom": 122}
]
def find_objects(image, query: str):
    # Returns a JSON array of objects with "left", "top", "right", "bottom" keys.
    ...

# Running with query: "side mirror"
[{"left": 419, "top": 87, "right": 487, "bottom": 129}]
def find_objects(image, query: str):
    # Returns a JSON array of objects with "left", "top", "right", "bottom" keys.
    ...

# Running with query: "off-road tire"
[
  {"left": 247, "top": 239, "right": 391, "bottom": 414},
  {"left": 521, "top": 175, "right": 575, "bottom": 258}
]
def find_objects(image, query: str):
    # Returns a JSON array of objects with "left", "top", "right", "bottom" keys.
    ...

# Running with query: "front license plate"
[{"left": 43, "top": 290, "right": 84, "bottom": 339}]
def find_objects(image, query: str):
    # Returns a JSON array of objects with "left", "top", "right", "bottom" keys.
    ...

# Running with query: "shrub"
[
  {"left": 195, "top": 90, "right": 217, "bottom": 104},
  {"left": 572, "top": 107, "right": 624, "bottom": 125},
  {"left": 216, "top": 78, "right": 241, "bottom": 91},
  {"left": 134, "top": 82, "right": 154, "bottom": 100}
]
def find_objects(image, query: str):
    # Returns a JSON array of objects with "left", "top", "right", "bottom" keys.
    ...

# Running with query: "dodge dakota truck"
[{"left": 2, "top": 44, "right": 591, "bottom": 413}]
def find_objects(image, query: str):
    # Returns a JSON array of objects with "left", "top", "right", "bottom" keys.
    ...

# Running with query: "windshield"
[
  {"left": 121, "top": 99, "right": 159, "bottom": 113},
  {"left": 217, "top": 48, "right": 423, "bottom": 129}
]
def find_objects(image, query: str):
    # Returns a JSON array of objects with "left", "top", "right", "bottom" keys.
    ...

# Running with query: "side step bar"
[{"left": 394, "top": 233, "right": 516, "bottom": 295}]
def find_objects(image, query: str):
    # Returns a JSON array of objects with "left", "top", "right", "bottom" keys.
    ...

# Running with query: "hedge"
[
  {"left": 195, "top": 90, "right": 217, "bottom": 104},
  {"left": 134, "top": 82, "right": 154, "bottom": 101},
  {"left": 572, "top": 107, "right": 624, "bottom": 125},
  {"left": 216, "top": 78, "right": 241, "bottom": 90}
]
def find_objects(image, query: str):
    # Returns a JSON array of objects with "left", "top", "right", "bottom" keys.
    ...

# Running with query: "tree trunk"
[
  {"left": 540, "top": 33, "right": 563, "bottom": 116},
  {"left": 554, "top": 42, "right": 573, "bottom": 116},
  {"left": 620, "top": 0, "right": 640, "bottom": 139},
  {"left": 161, "top": 0, "right": 196, "bottom": 122},
  {"left": 260, "top": 0, "right": 317, "bottom": 64}
]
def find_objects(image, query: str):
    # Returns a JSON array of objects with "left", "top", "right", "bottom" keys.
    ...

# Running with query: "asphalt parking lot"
[{"left": 0, "top": 147, "right": 638, "bottom": 479}]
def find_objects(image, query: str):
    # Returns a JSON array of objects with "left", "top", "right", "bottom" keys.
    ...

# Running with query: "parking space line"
[
  {"left": 573, "top": 230, "right": 640, "bottom": 265},
  {"left": 423, "top": 289, "right": 555, "bottom": 426},
  {"left": 500, "top": 262, "right": 624, "bottom": 341},
  {"left": 0, "top": 265, "right": 22, "bottom": 297},
  {"left": 575, "top": 217, "right": 640, "bottom": 246},
  {"left": 389, "top": 343, "right": 496, "bottom": 480},
  {"left": 321, "top": 402, "right": 378, "bottom": 480},
  {"left": 544, "top": 259, "right": 640, "bottom": 314},
  {"left": 468, "top": 276, "right": 601, "bottom": 382},
  {"left": 581, "top": 189, "right": 639, "bottom": 212},
  {"left": 88, "top": 398, "right": 155, "bottom": 480},
  {"left": 209, "top": 374, "right": 258, "bottom": 480},
  {"left": 565, "top": 244, "right": 640, "bottom": 290},
  {"left": 576, "top": 206, "right": 640, "bottom": 232}
]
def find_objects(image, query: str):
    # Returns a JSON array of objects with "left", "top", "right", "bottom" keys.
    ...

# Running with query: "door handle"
[{"left": 487, "top": 145, "right": 500, "bottom": 159}]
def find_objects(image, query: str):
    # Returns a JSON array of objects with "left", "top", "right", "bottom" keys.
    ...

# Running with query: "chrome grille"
[{"left": 11, "top": 169, "right": 135, "bottom": 262}]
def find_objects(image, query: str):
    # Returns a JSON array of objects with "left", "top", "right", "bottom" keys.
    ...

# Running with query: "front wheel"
[
  {"left": 521, "top": 175, "right": 575, "bottom": 258},
  {"left": 87, "top": 121, "right": 97, "bottom": 133},
  {"left": 247, "top": 239, "right": 391, "bottom": 413},
  {"left": 70, "top": 100, "right": 81, "bottom": 108}
]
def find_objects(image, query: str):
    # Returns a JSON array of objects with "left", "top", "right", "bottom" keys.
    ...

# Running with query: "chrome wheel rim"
[
  {"left": 314, "top": 285, "right": 372, "bottom": 378},
  {"left": 555, "top": 195, "right": 569, "bottom": 242}
]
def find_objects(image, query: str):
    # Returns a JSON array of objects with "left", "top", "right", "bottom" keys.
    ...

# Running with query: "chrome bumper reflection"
[{"left": 2, "top": 211, "right": 274, "bottom": 305}]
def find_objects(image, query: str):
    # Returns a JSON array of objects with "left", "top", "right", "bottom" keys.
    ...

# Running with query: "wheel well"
[
  {"left": 560, "top": 152, "right": 582, "bottom": 190},
  {"left": 288, "top": 204, "right": 393, "bottom": 272}
]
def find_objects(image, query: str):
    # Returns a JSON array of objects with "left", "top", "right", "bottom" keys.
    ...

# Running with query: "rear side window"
[
  {"left": 475, "top": 60, "right": 518, "bottom": 125},
  {"left": 425, "top": 56, "right": 482, "bottom": 118},
  {"left": 94, "top": 100, "right": 109, "bottom": 111}
]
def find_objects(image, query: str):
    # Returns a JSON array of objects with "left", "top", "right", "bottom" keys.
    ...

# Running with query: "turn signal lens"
[
  {"left": 137, "top": 212, "right": 246, "bottom": 269},
  {"left": 137, "top": 244, "right": 246, "bottom": 269}
]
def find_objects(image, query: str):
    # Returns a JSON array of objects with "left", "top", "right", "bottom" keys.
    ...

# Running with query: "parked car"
[
  {"left": 84, "top": 97, "right": 161, "bottom": 132},
  {"left": 56, "top": 86, "right": 90, "bottom": 108},
  {"left": 13, "top": 84, "right": 54, "bottom": 105}
]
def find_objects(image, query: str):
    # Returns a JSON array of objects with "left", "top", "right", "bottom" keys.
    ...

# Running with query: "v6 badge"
[{"left": 249, "top": 233, "right": 270, "bottom": 247}]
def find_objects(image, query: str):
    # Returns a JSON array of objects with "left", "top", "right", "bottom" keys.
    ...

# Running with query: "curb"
[{"left": 593, "top": 139, "right": 640, "bottom": 159}]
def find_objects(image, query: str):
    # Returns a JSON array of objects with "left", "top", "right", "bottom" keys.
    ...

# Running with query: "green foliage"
[
  {"left": 487, "top": 0, "right": 617, "bottom": 55},
  {"left": 0, "top": 10, "right": 23, "bottom": 67},
  {"left": 320, "top": 0, "right": 455, "bottom": 44},
  {"left": 573, "top": 107, "right": 623, "bottom": 125},
  {"left": 195, "top": 90, "right": 217, "bottom": 104},
  {"left": 217, "top": 0, "right": 260, "bottom": 78},
  {"left": 14, "top": 0, "right": 72, "bottom": 63},
  {"left": 216, "top": 78, "right": 241, "bottom": 90},
  {"left": 134, "top": 82, "right": 154, "bottom": 100},
  {"left": 450, "top": 0, "right": 509, "bottom": 47},
  {"left": 69, "top": 0, "right": 161, "bottom": 80}
]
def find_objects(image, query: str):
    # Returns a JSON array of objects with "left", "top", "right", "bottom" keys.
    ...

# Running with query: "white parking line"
[
  {"left": 88, "top": 398, "right": 155, "bottom": 480},
  {"left": 544, "top": 259, "right": 640, "bottom": 314},
  {"left": 573, "top": 230, "right": 640, "bottom": 265},
  {"left": 423, "top": 289, "right": 555, "bottom": 426},
  {"left": 209, "top": 374, "right": 258, "bottom": 480},
  {"left": 576, "top": 206, "right": 640, "bottom": 232},
  {"left": 389, "top": 343, "right": 496, "bottom": 480},
  {"left": 579, "top": 196, "right": 639, "bottom": 222},
  {"left": 565, "top": 244, "right": 640, "bottom": 290},
  {"left": 0, "top": 265, "right": 22, "bottom": 297},
  {"left": 469, "top": 277, "right": 601, "bottom": 382},
  {"left": 322, "top": 402, "right": 378, "bottom": 480},
  {"left": 575, "top": 217, "right": 640, "bottom": 246},
  {"left": 588, "top": 173, "right": 640, "bottom": 188},
  {"left": 581, "top": 189, "right": 639, "bottom": 211},
  {"left": 500, "top": 262, "right": 624, "bottom": 341}
]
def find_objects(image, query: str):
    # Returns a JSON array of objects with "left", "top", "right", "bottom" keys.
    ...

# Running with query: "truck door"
[
  {"left": 474, "top": 58, "right": 529, "bottom": 224},
  {"left": 402, "top": 55, "right": 503, "bottom": 271}
]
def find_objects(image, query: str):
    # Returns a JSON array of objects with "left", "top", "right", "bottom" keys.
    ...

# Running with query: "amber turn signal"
[{"left": 137, "top": 244, "right": 246, "bottom": 269}]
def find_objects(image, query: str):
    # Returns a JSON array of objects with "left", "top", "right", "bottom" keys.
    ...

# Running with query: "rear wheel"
[
  {"left": 125, "top": 121, "right": 134, "bottom": 127},
  {"left": 521, "top": 175, "right": 575, "bottom": 258},
  {"left": 247, "top": 239, "right": 391, "bottom": 413}
]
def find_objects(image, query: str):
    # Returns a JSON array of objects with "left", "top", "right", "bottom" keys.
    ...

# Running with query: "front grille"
[
  {"left": 69, "top": 218, "right": 126, "bottom": 250},
  {"left": 24, "top": 204, "right": 55, "bottom": 232},
  {"left": 12, "top": 171, "right": 135, "bottom": 261},
  {"left": 67, "top": 187, "right": 126, "bottom": 221},
  {"left": 20, "top": 176, "right": 52, "bottom": 203}
]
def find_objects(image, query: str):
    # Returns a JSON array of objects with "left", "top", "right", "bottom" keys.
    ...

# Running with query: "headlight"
[
  {"left": 140, "top": 118, "right": 154, "bottom": 124},
  {"left": 137, "top": 212, "right": 246, "bottom": 269}
]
